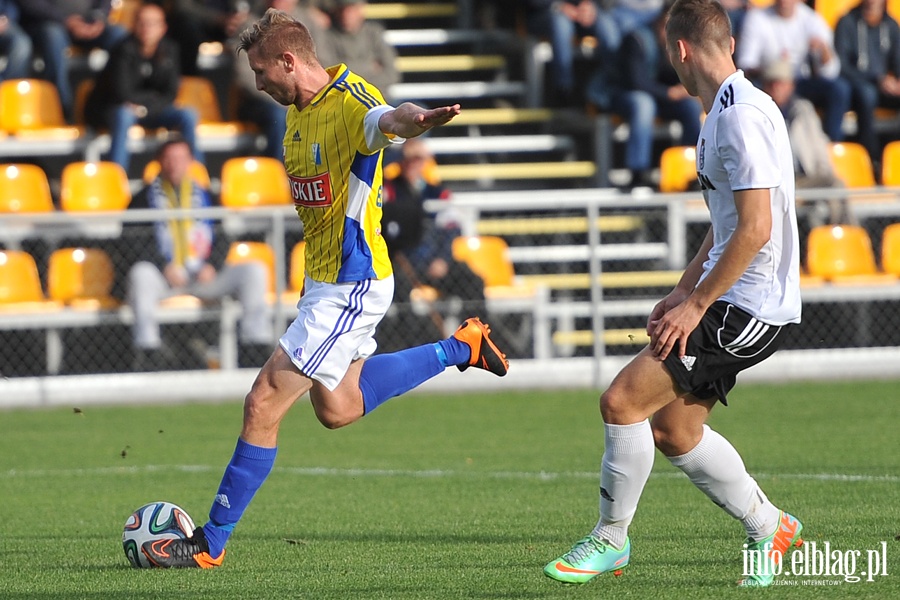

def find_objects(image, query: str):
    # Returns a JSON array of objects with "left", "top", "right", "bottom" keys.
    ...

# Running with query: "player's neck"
[
  {"left": 295, "top": 66, "right": 333, "bottom": 110},
  {"left": 697, "top": 61, "right": 739, "bottom": 114}
]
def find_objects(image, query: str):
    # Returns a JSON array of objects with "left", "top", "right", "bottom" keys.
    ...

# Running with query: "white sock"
[
  {"left": 667, "top": 424, "right": 780, "bottom": 541},
  {"left": 591, "top": 419, "right": 655, "bottom": 550}
]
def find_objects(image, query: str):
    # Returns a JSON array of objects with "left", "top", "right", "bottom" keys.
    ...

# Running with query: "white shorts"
[{"left": 279, "top": 276, "right": 394, "bottom": 391}]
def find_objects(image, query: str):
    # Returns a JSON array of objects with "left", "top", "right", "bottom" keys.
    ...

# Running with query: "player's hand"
[
  {"left": 649, "top": 295, "right": 704, "bottom": 362},
  {"left": 415, "top": 104, "right": 461, "bottom": 126},
  {"left": 196, "top": 263, "right": 217, "bottom": 285},
  {"left": 646, "top": 287, "right": 690, "bottom": 336},
  {"left": 381, "top": 102, "right": 461, "bottom": 138},
  {"left": 164, "top": 263, "right": 189, "bottom": 288}
]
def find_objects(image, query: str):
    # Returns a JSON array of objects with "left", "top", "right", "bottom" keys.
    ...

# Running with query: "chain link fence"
[{"left": 2, "top": 191, "right": 899, "bottom": 380}]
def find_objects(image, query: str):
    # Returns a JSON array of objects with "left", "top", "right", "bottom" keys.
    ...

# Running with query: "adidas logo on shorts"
[{"left": 680, "top": 355, "right": 697, "bottom": 372}]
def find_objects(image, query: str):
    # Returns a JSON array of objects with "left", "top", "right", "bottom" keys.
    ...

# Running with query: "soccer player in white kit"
[{"left": 544, "top": 0, "right": 804, "bottom": 587}]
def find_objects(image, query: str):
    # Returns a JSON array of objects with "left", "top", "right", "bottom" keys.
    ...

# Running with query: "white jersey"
[{"left": 695, "top": 70, "right": 802, "bottom": 325}]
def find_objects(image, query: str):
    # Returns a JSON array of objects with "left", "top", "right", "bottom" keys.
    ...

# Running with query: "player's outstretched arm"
[{"left": 378, "top": 102, "right": 461, "bottom": 139}]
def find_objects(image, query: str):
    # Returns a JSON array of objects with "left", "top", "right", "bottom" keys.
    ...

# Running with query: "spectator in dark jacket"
[
  {"left": 587, "top": 10, "right": 702, "bottom": 187},
  {"left": 525, "top": 0, "right": 613, "bottom": 106},
  {"left": 19, "top": 0, "right": 127, "bottom": 119},
  {"left": 85, "top": 3, "right": 202, "bottom": 171},
  {"left": 0, "top": 0, "right": 32, "bottom": 83},
  {"left": 835, "top": 0, "right": 900, "bottom": 166}
]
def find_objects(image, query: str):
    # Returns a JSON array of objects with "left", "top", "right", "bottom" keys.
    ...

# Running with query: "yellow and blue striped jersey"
[{"left": 283, "top": 64, "right": 395, "bottom": 283}]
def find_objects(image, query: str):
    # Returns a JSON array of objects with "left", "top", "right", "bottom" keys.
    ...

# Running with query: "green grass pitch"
[{"left": 1, "top": 379, "right": 899, "bottom": 599}]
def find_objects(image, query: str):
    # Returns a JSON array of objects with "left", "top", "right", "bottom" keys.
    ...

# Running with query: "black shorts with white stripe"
[{"left": 662, "top": 300, "right": 793, "bottom": 404}]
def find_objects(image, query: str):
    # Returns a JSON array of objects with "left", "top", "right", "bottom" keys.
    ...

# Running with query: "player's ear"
[
  {"left": 677, "top": 39, "right": 689, "bottom": 63},
  {"left": 281, "top": 52, "right": 295, "bottom": 71}
]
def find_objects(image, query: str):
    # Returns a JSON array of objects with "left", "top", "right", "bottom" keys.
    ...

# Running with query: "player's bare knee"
[
  {"left": 651, "top": 421, "right": 700, "bottom": 457},
  {"left": 600, "top": 387, "right": 635, "bottom": 424},
  {"left": 242, "top": 388, "right": 273, "bottom": 428}
]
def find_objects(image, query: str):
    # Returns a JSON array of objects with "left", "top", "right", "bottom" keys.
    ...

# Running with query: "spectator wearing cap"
[
  {"left": 762, "top": 58, "right": 851, "bottom": 225},
  {"left": 737, "top": 0, "right": 852, "bottom": 142},
  {"left": 316, "top": 0, "right": 398, "bottom": 102}
]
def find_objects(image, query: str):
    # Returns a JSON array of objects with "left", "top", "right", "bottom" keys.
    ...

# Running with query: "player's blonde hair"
[
  {"left": 237, "top": 8, "right": 318, "bottom": 65},
  {"left": 666, "top": 0, "right": 732, "bottom": 54}
]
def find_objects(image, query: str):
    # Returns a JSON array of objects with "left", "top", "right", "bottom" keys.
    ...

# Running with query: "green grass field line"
[
  {"left": 4, "top": 464, "right": 900, "bottom": 483},
  {"left": 1, "top": 380, "right": 898, "bottom": 599}
]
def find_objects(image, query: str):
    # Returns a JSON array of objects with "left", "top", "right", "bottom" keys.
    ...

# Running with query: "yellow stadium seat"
[
  {"left": 0, "top": 250, "right": 63, "bottom": 312},
  {"left": 220, "top": 157, "right": 291, "bottom": 208},
  {"left": 281, "top": 241, "right": 306, "bottom": 304},
  {"left": 48, "top": 248, "right": 119, "bottom": 309},
  {"left": 881, "top": 140, "right": 900, "bottom": 186},
  {"left": 142, "top": 159, "right": 211, "bottom": 188},
  {"left": 0, "top": 164, "right": 54, "bottom": 213},
  {"left": 816, "top": 0, "right": 860, "bottom": 29},
  {"left": 0, "top": 79, "right": 82, "bottom": 138},
  {"left": 289, "top": 241, "right": 306, "bottom": 293},
  {"left": 807, "top": 224, "right": 895, "bottom": 284},
  {"left": 881, "top": 223, "right": 900, "bottom": 276},
  {"left": 60, "top": 161, "right": 132, "bottom": 212},
  {"left": 828, "top": 142, "right": 876, "bottom": 188},
  {"left": 226, "top": 241, "right": 277, "bottom": 293},
  {"left": 175, "top": 76, "right": 226, "bottom": 122},
  {"left": 891, "top": 0, "right": 900, "bottom": 21},
  {"left": 659, "top": 146, "right": 697, "bottom": 193},
  {"left": 451, "top": 236, "right": 515, "bottom": 287},
  {"left": 383, "top": 156, "right": 442, "bottom": 185},
  {"left": 175, "top": 76, "right": 251, "bottom": 136}
]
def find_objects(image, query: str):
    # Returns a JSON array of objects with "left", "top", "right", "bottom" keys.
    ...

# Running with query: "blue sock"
[
  {"left": 203, "top": 438, "right": 277, "bottom": 557},
  {"left": 436, "top": 336, "right": 471, "bottom": 367},
  {"left": 359, "top": 343, "right": 446, "bottom": 414}
]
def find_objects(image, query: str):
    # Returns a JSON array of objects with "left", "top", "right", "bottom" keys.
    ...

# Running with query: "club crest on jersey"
[
  {"left": 289, "top": 172, "right": 333, "bottom": 207},
  {"left": 311, "top": 142, "right": 322, "bottom": 165}
]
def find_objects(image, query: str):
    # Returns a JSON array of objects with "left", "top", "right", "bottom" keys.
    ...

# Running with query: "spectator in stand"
[
  {"left": 736, "top": 0, "right": 851, "bottom": 143},
  {"left": 126, "top": 138, "right": 273, "bottom": 371},
  {"left": 0, "top": 0, "right": 32, "bottom": 83},
  {"left": 761, "top": 58, "right": 850, "bottom": 225},
  {"left": 316, "top": 0, "right": 398, "bottom": 102},
  {"left": 18, "top": 0, "right": 128, "bottom": 120},
  {"left": 232, "top": 0, "right": 329, "bottom": 158},
  {"left": 594, "top": 0, "right": 665, "bottom": 54},
  {"left": 85, "top": 3, "right": 202, "bottom": 172},
  {"left": 524, "top": 0, "right": 616, "bottom": 106},
  {"left": 835, "top": 0, "right": 900, "bottom": 169},
  {"left": 381, "top": 138, "right": 487, "bottom": 339},
  {"left": 166, "top": 0, "right": 259, "bottom": 75},
  {"left": 587, "top": 8, "right": 702, "bottom": 187}
]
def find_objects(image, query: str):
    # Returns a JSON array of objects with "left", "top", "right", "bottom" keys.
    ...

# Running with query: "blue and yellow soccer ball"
[{"left": 122, "top": 501, "right": 195, "bottom": 568}]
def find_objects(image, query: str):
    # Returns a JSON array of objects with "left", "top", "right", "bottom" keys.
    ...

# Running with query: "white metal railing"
[{"left": 2, "top": 187, "right": 900, "bottom": 386}]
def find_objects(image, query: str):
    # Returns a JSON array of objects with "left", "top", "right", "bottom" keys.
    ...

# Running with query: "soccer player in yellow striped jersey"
[
  {"left": 141, "top": 8, "right": 510, "bottom": 570},
  {"left": 282, "top": 63, "right": 392, "bottom": 284}
]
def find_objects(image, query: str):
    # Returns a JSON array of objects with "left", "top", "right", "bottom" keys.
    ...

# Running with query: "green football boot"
[
  {"left": 544, "top": 535, "right": 630, "bottom": 584},
  {"left": 738, "top": 511, "right": 804, "bottom": 587}
]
